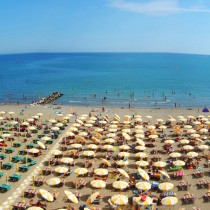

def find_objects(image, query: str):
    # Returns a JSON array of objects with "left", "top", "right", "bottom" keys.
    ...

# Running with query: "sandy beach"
[{"left": 0, "top": 104, "right": 209, "bottom": 210}]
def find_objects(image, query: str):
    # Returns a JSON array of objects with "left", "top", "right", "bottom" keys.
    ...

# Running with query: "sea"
[{"left": 0, "top": 52, "right": 210, "bottom": 108}]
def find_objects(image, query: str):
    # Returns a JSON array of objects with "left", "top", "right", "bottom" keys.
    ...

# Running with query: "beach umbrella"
[
  {"left": 79, "top": 131, "right": 88, "bottom": 137},
  {"left": 168, "top": 118, "right": 176, "bottom": 122},
  {"left": 108, "top": 128, "right": 118, "bottom": 133},
  {"left": 75, "top": 136, "right": 86, "bottom": 143},
  {"left": 123, "top": 120, "right": 131, "bottom": 125},
  {"left": 86, "top": 120, "right": 95, "bottom": 124},
  {"left": 0, "top": 111, "right": 5, "bottom": 115},
  {"left": 90, "top": 180, "right": 106, "bottom": 189},
  {"left": 187, "top": 129, "right": 196, "bottom": 134},
  {"left": 135, "top": 134, "right": 145, "bottom": 138},
  {"left": 149, "top": 134, "right": 158, "bottom": 139},
  {"left": 94, "top": 128, "right": 104, "bottom": 133},
  {"left": 136, "top": 138, "right": 145, "bottom": 146},
  {"left": 193, "top": 121, "right": 201, "bottom": 125},
  {"left": 87, "top": 192, "right": 100, "bottom": 204},
  {"left": 105, "top": 138, "right": 116, "bottom": 144},
  {"left": 180, "top": 139, "right": 190, "bottom": 145},
  {"left": 191, "top": 133, "right": 200, "bottom": 138},
  {"left": 71, "top": 143, "right": 82, "bottom": 149},
  {"left": 46, "top": 178, "right": 61, "bottom": 186},
  {"left": 32, "top": 115, "right": 39, "bottom": 119},
  {"left": 54, "top": 166, "right": 68, "bottom": 174},
  {"left": 161, "top": 196, "right": 178, "bottom": 206},
  {"left": 114, "top": 114, "right": 120, "bottom": 121},
  {"left": 28, "top": 126, "right": 36, "bottom": 131},
  {"left": 2, "top": 133, "right": 11, "bottom": 138},
  {"left": 49, "top": 119, "right": 57, "bottom": 123},
  {"left": 116, "top": 160, "right": 129, "bottom": 166},
  {"left": 37, "top": 113, "right": 43, "bottom": 116},
  {"left": 84, "top": 123, "right": 93, "bottom": 127},
  {"left": 183, "top": 145, "right": 194, "bottom": 150},
  {"left": 94, "top": 168, "right": 108, "bottom": 176},
  {"left": 135, "top": 125, "right": 143, "bottom": 129},
  {"left": 37, "top": 141, "right": 46, "bottom": 149},
  {"left": 83, "top": 150, "right": 95, "bottom": 157},
  {"left": 65, "top": 132, "right": 75, "bottom": 137},
  {"left": 56, "top": 113, "right": 63, "bottom": 117},
  {"left": 64, "top": 190, "right": 78, "bottom": 203},
  {"left": 118, "top": 152, "right": 130, "bottom": 158},
  {"left": 164, "top": 140, "right": 175, "bottom": 144},
  {"left": 92, "top": 131, "right": 103, "bottom": 139},
  {"left": 111, "top": 194, "right": 128, "bottom": 206},
  {"left": 101, "top": 159, "right": 111, "bottom": 167},
  {"left": 41, "top": 136, "right": 51, "bottom": 141},
  {"left": 134, "top": 118, "right": 142, "bottom": 122},
  {"left": 10, "top": 121, "right": 18, "bottom": 125},
  {"left": 92, "top": 137, "right": 101, "bottom": 144},
  {"left": 60, "top": 158, "right": 74, "bottom": 164},
  {"left": 154, "top": 161, "right": 167, "bottom": 168},
  {"left": 74, "top": 168, "right": 88, "bottom": 175},
  {"left": 135, "top": 146, "right": 146, "bottom": 151},
  {"left": 157, "top": 119, "right": 163, "bottom": 123},
  {"left": 109, "top": 124, "right": 118, "bottom": 128},
  {"left": 159, "top": 125, "right": 167, "bottom": 130},
  {"left": 184, "top": 125, "right": 192, "bottom": 129},
  {"left": 135, "top": 182, "right": 151, "bottom": 190},
  {"left": 158, "top": 182, "right": 174, "bottom": 191},
  {"left": 113, "top": 181, "right": 128, "bottom": 190},
  {"left": 148, "top": 125, "right": 156, "bottom": 130},
  {"left": 198, "top": 145, "right": 209, "bottom": 150},
  {"left": 200, "top": 128, "right": 208, "bottom": 134},
  {"left": 169, "top": 152, "right": 181, "bottom": 158},
  {"left": 119, "top": 145, "right": 130, "bottom": 151},
  {"left": 106, "top": 133, "right": 116, "bottom": 138},
  {"left": 27, "top": 118, "right": 34, "bottom": 122},
  {"left": 136, "top": 161, "right": 149, "bottom": 167},
  {"left": 103, "top": 145, "right": 113, "bottom": 151},
  {"left": 145, "top": 115, "right": 152, "bottom": 119},
  {"left": 135, "top": 152, "right": 147, "bottom": 159},
  {"left": 122, "top": 128, "right": 131, "bottom": 133},
  {"left": 137, "top": 168, "right": 149, "bottom": 181},
  {"left": 28, "top": 148, "right": 39, "bottom": 154},
  {"left": 122, "top": 132, "right": 130, "bottom": 141},
  {"left": 187, "top": 152, "right": 198, "bottom": 158},
  {"left": 51, "top": 150, "right": 62, "bottom": 156},
  {"left": 135, "top": 129, "right": 144, "bottom": 134},
  {"left": 27, "top": 207, "right": 44, "bottom": 210},
  {"left": 55, "top": 123, "right": 63, "bottom": 127},
  {"left": 173, "top": 160, "right": 185, "bottom": 166},
  {"left": 22, "top": 122, "right": 29, "bottom": 126},
  {"left": 117, "top": 168, "right": 129, "bottom": 178},
  {"left": 87, "top": 144, "right": 98, "bottom": 150},
  {"left": 159, "top": 170, "right": 170, "bottom": 179},
  {"left": 51, "top": 126, "right": 59, "bottom": 131},
  {"left": 39, "top": 189, "right": 54, "bottom": 202},
  {"left": 69, "top": 127, "right": 78, "bottom": 132},
  {"left": 99, "top": 120, "right": 107, "bottom": 125}
]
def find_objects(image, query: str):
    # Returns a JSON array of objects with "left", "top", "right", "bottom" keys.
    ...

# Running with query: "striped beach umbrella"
[
  {"left": 64, "top": 190, "right": 78, "bottom": 203},
  {"left": 60, "top": 158, "right": 74, "bottom": 164},
  {"left": 187, "top": 152, "right": 198, "bottom": 158},
  {"left": 37, "top": 141, "right": 46, "bottom": 149},
  {"left": 90, "top": 180, "right": 106, "bottom": 189},
  {"left": 161, "top": 196, "right": 178, "bottom": 206},
  {"left": 71, "top": 143, "right": 83, "bottom": 149},
  {"left": 105, "top": 138, "right": 116, "bottom": 144},
  {"left": 112, "top": 181, "right": 128, "bottom": 190},
  {"left": 101, "top": 158, "right": 111, "bottom": 167},
  {"left": 137, "top": 168, "right": 149, "bottom": 181},
  {"left": 119, "top": 145, "right": 130, "bottom": 151},
  {"left": 51, "top": 150, "right": 62, "bottom": 156},
  {"left": 103, "top": 145, "right": 114, "bottom": 151},
  {"left": 39, "top": 189, "right": 54, "bottom": 202},
  {"left": 54, "top": 166, "right": 68, "bottom": 174},
  {"left": 87, "top": 192, "right": 100, "bottom": 204},
  {"left": 198, "top": 145, "right": 209, "bottom": 150},
  {"left": 83, "top": 150, "right": 95, "bottom": 157},
  {"left": 94, "top": 168, "right": 108, "bottom": 176},
  {"left": 111, "top": 194, "right": 128, "bottom": 206},
  {"left": 169, "top": 152, "right": 181, "bottom": 158},
  {"left": 135, "top": 133, "right": 145, "bottom": 138},
  {"left": 116, "top": 160, "right": 129, "bottom": 167},
  {"left": 154, "top": 161, "right": 167, "bottom": 168},
  {"left": 136, "top": 138, "right": 145, "bottom": 146},
  {"left": 158, "top": 182, "right": 174, "bottom": 191},
  {"left": 135, "top": 160, "right": 149, "bottom": 167},
  {"left": 159, "top": 170, "right": 170, "bottom": 179},
  {"left": 180, "top": 139, "right": 190, "bottom": 145},
  {"left": 46, "top": 178, "right": 61, "bottom": 186},
  {"left": 183, "top": 145, "right": 194, "bottom": 150},
  {"left": 28, "top": 148, "right": 39, "bottom": 154},
  {"left": 122, "top": 132, "right": 130, "bottom": 140},
  {"left": 87, "top": 144, "right": 98, "bottom": 150},
  {"left": 74, "top": 168, "right": 88, "bottom": 175},
  {"left": 135, "top": 152, "right": 147, "bottom": 159},
  {"left": 118, "top": 152, "right": 130, "bottom": 158},
  {"left": 117, "top": 168, "right": 129, "bottom": 178},
  {"left": 135, "top": 146, "right": 146, "bottom": 151},
  {"left": 135, "top": 182, "right": 151, "bottom": 190},
  {"left": 27, "top": 207, "right": 44, "bottom": 210},
  {"left": 173, "top": 160, "right": 185, "bottom": 166}
]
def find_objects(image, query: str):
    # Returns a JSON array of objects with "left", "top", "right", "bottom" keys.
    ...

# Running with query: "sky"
[{"left": 1, "top": 0, "right": 210, "bottom": 54}]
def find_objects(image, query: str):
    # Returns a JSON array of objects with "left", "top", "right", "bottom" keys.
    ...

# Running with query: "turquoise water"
[{"left": 0, "top": 52, "right": 210, "bottom": 108}]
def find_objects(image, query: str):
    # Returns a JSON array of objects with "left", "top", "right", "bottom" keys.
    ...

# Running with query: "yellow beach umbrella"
[
  {"left": 135, "top": 125, "right": 143, "bottom": 129},
  {"left": 136, "top": 138, "right": 145, "bottom": 146},
  {"left": 94, "top": 128, "right": 104, "bottom": 133},
  {"left": 37, "top": 141, "right": 46, "bottom": 149},
  {"left": 158, "top": 182, "right": 174, "bottom": 191},
  {"left": 111, "top": 194, "right": 128, "bottom": 206},
  {"left": 28, "top": 148, "right": 39, "bottom": 154},
  {"left": 83, "top": 150, "right": 95, "bottom": 157},
  {"left": 173, "top": 160, "right": 185, "bottom": 166},
  {"left": 27, "top": 118, "right": 34, "bottom": 122},
  {"left": 22, "top": 122, "right": 29, "bottom": 126},
  {"left": 39, "top": 189, "right": 54, "bottom": 202},
  {"left": 135, "top": 134, "right": 145, "bottom": 138},
  {"left": 87, "top": 144, "right": 98, "bottom": 150},
  {"left": 69, "top": 126, "right": 78, "bottom": 132},
  {"left": 105, "top": 138, "right": 116, "bottom": 144},
  {"left": 149, "top": 134, "right": 158, "bottom": 139},
  {"left": 65, "top": 132, "right": 75, "bottom": 137},
  {"left": 113, "top": 181, "right": 128, "bottom": 190},
  {"left": 135, "top": 182, "right": 151, "bottom": 190},
  {"left": 135, "top": 129, "right": 144, "bottom": 134},
  {"left": 64, "top": 190, "right": 78, "bottom": 203},
  {"left": 87, "top": 192, "right": 100, "bottom": 204},
  {"left": 116, "top": 160, "right": 129, "bottom": 166},
  {"left": 103, "top": 145, "right": 113, "bottom": 151},
  {"left": 198, "top": 145, "right": 209, "bottom": 150},
  {"left": 54, "top": 166, "right": 68, "bottom": 174},
  {"left": 74, "top": 167, "right": 88, "bottom": 175},
  {"left": 119, "top": 145, "right": 130, "bottom": 151},
  {"left": 79, "top": 131, "right": 88, "bottom": 137},
  {"left": 27, "top": 207, "right": 44, "bottom": 210},
  {"left": 101, "top": 158, "right": 111, "bottom": 167},
  {"left": 187, "top": 152, "right": 198, "bottom": 158},
  {"left": 90, "top": 180, "right": 106, "bottom": 189},
  {"left": 51, "top": 126, "right": 59, "bottom": 131},
  {"left": 41, "top": 136, "right": 51, "bottom": 141},
  {"left": 106, "top": 133, "right": 116, "bottom": 138},
  {"left": 159, "top": 170, "right": 170, "bottom": 179},
  {"left": 94, "top": 168, "right": 108, "bottom": 176},
  {"left": 135, "top": 146, "right": 146, "bottom": 151},
  {"left": 161, "top": 196, "right": 178, "bottom": 206},
  {"left": 135, "top": 161, "right": 149, "bottom": 167},
  {"left": 108, "top": 128, "right": 118, "bottom": 133},
  {"left": 169, "top": 152, "right": 181, "bottom": 158},
  {"left": 118, "top": 152, "right": 130, "bottom": 158},
  {"left": 180, "top": 139, "right": 190, "bottom": 145},
  {"left": 60, "top": 158, "right": 74, "bottom": 164},
  {"left": 49, "top": 119, "right": 57, "bottom": 123},
  {"left": 164, "top": 140, "right": 175, "bottom": 144},
  {"left": 51, "top": 150, "right": 62, "bottom": 156},
  {"left": 191, "top": 133, "right": 200, "bottom": 138},
  {"left": 135, "top": 152, "right": 147, "bottom": 159},
  {"left": 122, "top": 132, "right": 130, "bottom": 141},
  {"left": 46, "top": 178, "right": 61, "bottom": 186},
  {"left": 183, "top": 145, "right": 194, "bottom": 150},
  {"left": 71, "top": 143, "right": 83, "bottom": 149},
  {"left": 137, "top": 168, "right": 149, "bottom": 181},
  {"left": 117, "top": 168, "right": 129, "bottom": 178},
  {"left": 154, "top": 161, "right": 167, "bottom": 168},
  {"left": 122, "top": 128, "right": 131, "bottom": 133}
]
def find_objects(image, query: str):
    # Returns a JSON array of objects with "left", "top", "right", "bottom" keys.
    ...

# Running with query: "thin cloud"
[{"left": 108, "top": 0, "right": 210, "bottom": 15}]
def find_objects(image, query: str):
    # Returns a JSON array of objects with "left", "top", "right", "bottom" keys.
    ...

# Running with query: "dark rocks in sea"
[{"left": 32, "top": 92, "right": 63, "bottom": 105}]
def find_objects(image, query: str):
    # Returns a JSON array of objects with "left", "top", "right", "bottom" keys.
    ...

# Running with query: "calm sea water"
[{"left": 0, "top": 52, "right": 210, "bottom": 108}]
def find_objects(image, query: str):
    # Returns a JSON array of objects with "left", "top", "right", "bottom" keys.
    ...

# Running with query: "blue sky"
[{"left": 1, "top": 0, "right": 210, "bottom": 54}]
